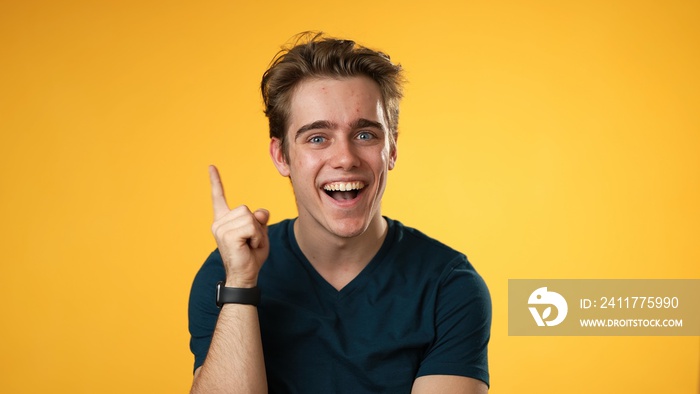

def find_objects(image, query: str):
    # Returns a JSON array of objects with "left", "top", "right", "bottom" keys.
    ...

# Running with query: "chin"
[{"left": 327, "top": 217, "right": 371, "bottom": 239}]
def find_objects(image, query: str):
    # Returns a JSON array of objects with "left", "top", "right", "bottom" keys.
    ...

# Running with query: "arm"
[
  {"left": 412, "top": 375, "right": 488, "bottom": 394},
  {"left": 190, "top": 304, "right": 266, "bottom": 393},
  {"left": 190, "top": 166, "right": 270, "bottom": 394}
]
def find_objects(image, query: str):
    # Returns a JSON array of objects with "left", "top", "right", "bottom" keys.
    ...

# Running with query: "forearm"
[{"left": 190, "top": 304, "right": 267, "bottom": 394}]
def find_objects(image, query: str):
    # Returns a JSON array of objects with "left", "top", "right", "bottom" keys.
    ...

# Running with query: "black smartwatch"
[{"left": 216, "top": 281, "right": 261, "bottom": 307}]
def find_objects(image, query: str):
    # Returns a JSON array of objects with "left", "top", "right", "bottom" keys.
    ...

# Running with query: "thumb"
[
  {"left": 248, "top": 209, "right": 270, "bottom": 250},
  {"left": 253, "top": 209, "right": 270, "bottom": 227}
]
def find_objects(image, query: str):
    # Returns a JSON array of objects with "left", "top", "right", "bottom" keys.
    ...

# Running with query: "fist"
[{"left": 209, "top": 165, "right": 270, "bottom": 288}]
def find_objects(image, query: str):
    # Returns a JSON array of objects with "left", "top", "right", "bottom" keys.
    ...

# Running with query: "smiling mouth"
[{"left": 323, "top": 181, "right": 366, "bottom": 201}]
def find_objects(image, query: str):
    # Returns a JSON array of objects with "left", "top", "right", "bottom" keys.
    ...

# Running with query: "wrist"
[
  {"left": 225, "top": 277, "right": 258, "bottom": 288},
  {"left": 223, "top": 265, "right": 259, "bottom": 288},
  {"left": 216, "top": 281, "right": 261, "bottom": 307}
]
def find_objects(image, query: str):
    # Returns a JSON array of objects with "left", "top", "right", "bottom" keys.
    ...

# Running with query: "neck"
[{"left": 294, "top": 215, "right": 388, "bottom": 290}]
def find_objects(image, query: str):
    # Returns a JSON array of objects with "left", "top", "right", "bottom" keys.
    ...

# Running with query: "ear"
[
  {"left": 388, "top": 142, "right": 397, "bottom": 170},
  {"left": 270, "top": 137, "right": 290, "bottom": 177}
]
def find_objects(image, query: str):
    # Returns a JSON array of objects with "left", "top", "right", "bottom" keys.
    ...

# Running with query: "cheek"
[{"left": 289, "top": 153, "right": 321, "bottom": 180}]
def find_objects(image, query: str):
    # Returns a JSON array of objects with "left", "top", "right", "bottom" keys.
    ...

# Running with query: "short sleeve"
[
  {"left": 188, "top": 250, "right": 225, "bottom": 373},
  {"left": 416, "top": 257, "right": 492, "bottom": 387}
]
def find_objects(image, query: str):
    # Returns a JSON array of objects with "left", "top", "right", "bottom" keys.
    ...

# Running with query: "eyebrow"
[
  {"left": 351, "top": 118, "right": 385, "bottom": 131},
  {"left": 294, "top": 118, "right": 385, "bottom": 141},
  {"left": 295, "top": 120, "right": 336, "bottom": 140}
]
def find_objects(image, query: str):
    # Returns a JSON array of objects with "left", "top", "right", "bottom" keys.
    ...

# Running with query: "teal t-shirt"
[{"left": 189, "top": 218, "right": 491, "bottom": 393}]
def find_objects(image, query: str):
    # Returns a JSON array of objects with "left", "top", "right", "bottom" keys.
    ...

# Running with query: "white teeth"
[{"left": 323, "top": 181, "right": 365, "bottom": 192}]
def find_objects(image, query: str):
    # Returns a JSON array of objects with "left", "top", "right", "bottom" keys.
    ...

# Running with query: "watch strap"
[{"left": 216, "top": 281, "right": 260, "bottom": 307}]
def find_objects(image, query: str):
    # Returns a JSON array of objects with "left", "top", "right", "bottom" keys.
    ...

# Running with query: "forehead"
[{"left": 287, "top": 76, "right": 386, "bottom": 131}]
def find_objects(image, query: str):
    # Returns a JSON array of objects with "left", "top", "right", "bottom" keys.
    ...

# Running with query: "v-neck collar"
[{"left": 285, "top": 218, "right": 396, "bottom": 301}]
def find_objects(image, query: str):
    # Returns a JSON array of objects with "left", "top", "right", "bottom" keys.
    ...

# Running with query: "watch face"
[{"left": 215, "top": 281, "right": 223, "bottom": 308}]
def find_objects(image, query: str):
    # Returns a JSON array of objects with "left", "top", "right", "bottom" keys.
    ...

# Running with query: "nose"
[{"left": 329, "top": 138, "right": 360, "bottom": 170}]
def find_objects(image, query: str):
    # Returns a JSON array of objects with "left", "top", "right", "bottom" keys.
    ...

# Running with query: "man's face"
[{"left": 270, "top": 76, "right": 396, "bottom": 239}]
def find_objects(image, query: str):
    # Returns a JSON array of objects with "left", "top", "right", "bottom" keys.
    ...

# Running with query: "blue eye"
[
  {"left": 357, "top": 132, "right": 374, "bottom": 140},
  {"left": 309, "top": 136, "right": 326, "bottom": 144}
]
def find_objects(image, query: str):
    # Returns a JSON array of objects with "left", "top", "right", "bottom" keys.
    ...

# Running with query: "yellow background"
[{"left": 1, "top": 0, "right": 698, "bottom": 393}]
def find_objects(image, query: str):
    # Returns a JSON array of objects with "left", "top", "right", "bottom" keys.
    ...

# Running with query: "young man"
[{"left": 189, "top": 33, "right": 491, "bottom": 393}]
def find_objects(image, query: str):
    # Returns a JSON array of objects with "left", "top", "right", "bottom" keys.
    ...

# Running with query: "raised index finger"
[{"left": 209, "top": 165, "right": 230, "bottom": 220}]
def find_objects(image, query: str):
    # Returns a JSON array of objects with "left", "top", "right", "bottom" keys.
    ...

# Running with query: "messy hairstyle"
[{"left": 261, "top": 32, "right": 405, "bottom": 160}]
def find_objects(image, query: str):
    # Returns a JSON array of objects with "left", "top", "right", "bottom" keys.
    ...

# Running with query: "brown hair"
[{"left": 261, "top": 32, "right": 405, "bottom": 160}]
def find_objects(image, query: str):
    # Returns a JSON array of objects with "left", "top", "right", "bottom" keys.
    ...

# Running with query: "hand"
[{"left": 209, "top": 165, "right": 270, "bottom": 288}]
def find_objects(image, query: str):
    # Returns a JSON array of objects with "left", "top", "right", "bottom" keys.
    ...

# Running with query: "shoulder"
[
  {"left": 387, "top": 218, "right": 475, "bottom": 274},
  {"left": 386, "top": 217, "right": 490, "bottom": 307},
  {"left": 390, "top": 218, "right": 456, "bottom": 250}
]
